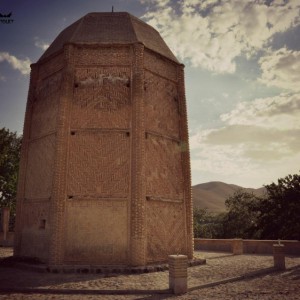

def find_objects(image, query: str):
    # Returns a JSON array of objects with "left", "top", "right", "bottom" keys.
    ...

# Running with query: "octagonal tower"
[{"left": 14, "top": 12, "right": 193, "bottom": 267}]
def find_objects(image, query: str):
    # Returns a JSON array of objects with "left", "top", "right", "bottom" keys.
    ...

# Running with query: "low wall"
[{"left": 194, "top": 238, "right": 300, "bottom": 256}]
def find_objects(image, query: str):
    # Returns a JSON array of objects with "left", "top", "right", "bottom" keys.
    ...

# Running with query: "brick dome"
[{"left": 39, "top": 12, "right": 179, "bottom": 63}]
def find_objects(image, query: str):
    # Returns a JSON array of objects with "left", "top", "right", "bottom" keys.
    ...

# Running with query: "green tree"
[
  {"left": 258, "top": 173, "right": 300, "bottom": 240},
  {"left": 0, "top": 127, "right": 22, "bottom": 213},
  {"left": 223, "top": 189, "right": 262, "bottom": 239},
  {"left": 193, "top": 208, "right": 226, "bottom": 238}
]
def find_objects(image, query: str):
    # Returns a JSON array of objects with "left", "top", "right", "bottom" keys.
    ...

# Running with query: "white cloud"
[
  {"left": 0, "top": 52, "right": 31, "bottom": 75},
  {"left": 259, "top": 48, "right": 300, "bottom": 91},
  {"left": 34, "top": 38, "right": 49, "bottom": 51},
  {"left": 141, "top": 0, "right": 300, "bottom": 73},
  {"left": 221, "top": 93, "right": 300, "bottom": 130},
  {"left": 190, "top": 92, "right": 300, "bottom": 186}
]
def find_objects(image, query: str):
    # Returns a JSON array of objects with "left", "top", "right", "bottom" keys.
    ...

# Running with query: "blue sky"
[{"left": 0, "top": 0, "right": 299, "bottom": 188}]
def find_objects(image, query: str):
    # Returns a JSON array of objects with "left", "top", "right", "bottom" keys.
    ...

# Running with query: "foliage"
[
  {"left": 193, "top": 208, "right": 226, "bottom": 238},
  {"left": 222, "top": 190, "right": 262, "bottom": 239},
  {"left": 193, "top": 173, "right": 300, "bottom": 240},
  {"left": 0, "top": 127, "right": 22, "bottom": 213},
  {"left": 258, "top": 174, "right": 300, "bottom": 240}
]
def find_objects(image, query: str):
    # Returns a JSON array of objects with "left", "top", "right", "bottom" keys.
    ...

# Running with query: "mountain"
[{"left": 192, "top": 181, "right": 265, "bottom": 213}]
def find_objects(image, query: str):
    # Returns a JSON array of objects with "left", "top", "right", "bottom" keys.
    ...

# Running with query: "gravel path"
[{"left": 0, "top": 247, "right": 299, "bottom": 299}]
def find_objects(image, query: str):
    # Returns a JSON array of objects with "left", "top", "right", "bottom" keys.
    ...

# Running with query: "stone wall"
[{"left": 194, "top": 238, "right": 300, "bottom": 255}]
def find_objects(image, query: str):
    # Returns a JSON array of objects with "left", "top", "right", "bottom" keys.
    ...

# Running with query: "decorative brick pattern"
[
  {"left": 144, "top": 50, "right": 177, "bottom": 82},
  {"left": 71, "top": 67, "right": 131, "bottom": 129},
  {"left": 30, "top": 72, "right": 62, "bottom": 139},
  {"left": 145, "top": 133, "right": 183, "bottom": 199},
  {"left": 48, "top": 45, "right": 75, "bottom": 265},
  {"left": 15, "top": 13, "right": 193, "bottom": 267},
  {"left": 64, "top": 199, "right": 127, "bottom": 264},
  {"left": 144, "top": 70, "right": 179, "bottom": 138},
  {"left": 129, "top": 43, "right": 146, "bottom": 266},
  {"left": 25, "top": 134, "right": 56, "bottom": 199},
  {"left": 67, "top": 131, "right": 130, "bottom": 197},
  {"left": 147, "top": 201, "right": 186, "bottom": 263},
  {"left": 74, "top": 46, "right": 132, "bottom": 66},
  {"left": 177, "top": 66, "right": 193, "bottom": 259},
  {"left": 38, "top": 53, "right": 64, "bottom": 80},
  {"left": 14, "top": 65, "right": 38, "bottom": 256}
]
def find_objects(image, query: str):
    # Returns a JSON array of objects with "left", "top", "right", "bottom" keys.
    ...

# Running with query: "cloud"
[
  {"left": 0, "top": 52, "right": 31, "bottom": 75},
  {"left": 259, "top": 48, "right": 300, "bottom": 91},
  {"left": 141, "top": 0, "right": 300, "bottom": 73},
  {"left": 190, "top": 93, "right": 300, "bottom": 185},
  {"left": 221, "top": 93, "right": 300, "bottom": 130},
  {"left": 34, "top": 38, "right": 49, "bottom": 51}
]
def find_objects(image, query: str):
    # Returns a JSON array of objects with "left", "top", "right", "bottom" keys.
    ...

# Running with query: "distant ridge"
[{"left": 192, "top": 181, "right": 265, "bottom": 213}]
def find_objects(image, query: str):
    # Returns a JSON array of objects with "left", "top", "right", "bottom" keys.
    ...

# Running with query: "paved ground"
[{"left": 0, "top": 247, "right": 299, "bottom": 299}]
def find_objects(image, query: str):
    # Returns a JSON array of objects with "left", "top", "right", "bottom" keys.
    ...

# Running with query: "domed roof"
[{"left": 38, "top": 12, "right": 179, "bottom": 63}]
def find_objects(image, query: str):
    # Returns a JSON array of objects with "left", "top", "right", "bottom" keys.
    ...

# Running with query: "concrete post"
[
  {"left": 273, "top": 244, "right": 285, "bottom": 270},
  {"left": 1, "top": 207, "right": 10, "bottom": 242},
  {"left": 232, "top": 238, "right": 243, "bottom": 255},
  {"left": 169, "top": 255, "right": 188, "bottom": 295}
]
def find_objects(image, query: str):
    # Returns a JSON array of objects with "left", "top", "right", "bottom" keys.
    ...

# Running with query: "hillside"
[{"left": 192, "top": 181, "right": 265, "bottom": 213}]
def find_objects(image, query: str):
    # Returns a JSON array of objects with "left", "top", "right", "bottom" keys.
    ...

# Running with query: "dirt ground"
[{"left": 0, "top": 247, "right": 299, "bottom": 299}]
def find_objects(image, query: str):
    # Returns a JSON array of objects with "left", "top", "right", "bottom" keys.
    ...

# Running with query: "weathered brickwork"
[
  {"left": 146, "top": 201, "right": 186, "bottom": 263},
  {"left": 30, "top": 72, "right": 62, "bottom": 139},
  {"left": 144, "top": 71, "right": 179, "bottom": 138},
  {"left": 38, "top": 53, "right": 64, "bottom": 80},
  {"left": 64, "top": 200, "right": 127, "bottom": 264},
  {"left": 145, "top": 134, "right": 183, "bottom": 199},
  {"left": 14, "top": 66, "right": 38, "bottom": 256},
  {"left": 67, "top": 131, "right": 130, "bottom": 197},
  {"left": 19, "top": 200, "right": 50, "bottom": 261},
  {"left": 74, "top": 46, "right": 132, "bottom": 66},
  {"left": 15, "top": 13, "right": 192, "bottom": 267},
  {"left": 129, "top": 43, "right": 146, "bottom": 266},
  {"left": 177, "top": 66, "right": 193, "bottom": 259},
  {"left": 25, "top": 134, "right": 56, "bottom": 199},
  {"left": 144, "top": 50, "right": 178, "bottom": 82},
  {"left": 71, "top": 67, "right": 131, "bottom": 129}
]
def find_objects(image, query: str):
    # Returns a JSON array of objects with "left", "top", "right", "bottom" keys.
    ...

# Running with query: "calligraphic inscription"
[{"left": 71, "top": 67, "right": 131, "bottom": 129}]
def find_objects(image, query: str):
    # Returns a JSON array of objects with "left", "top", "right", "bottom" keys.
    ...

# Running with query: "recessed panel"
[
  {"left": 25, "top": 134, "right": 56, "bottom": 199},
  {"left": 71, "top": 67, "right": 131, "bottom": 129},
  {"left": 145, "top": 134, "right": 183, "bottom": 199},
  {"left": 67, "top": 131, "right": 130, "bottom": 197},
  {"left": 64, "top": 200, "right": 128, "bottom": 264}
]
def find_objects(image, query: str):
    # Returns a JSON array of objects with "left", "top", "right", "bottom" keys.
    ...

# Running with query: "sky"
[{"left": 0, "top": 0, "right": 299, "bottom": 188}]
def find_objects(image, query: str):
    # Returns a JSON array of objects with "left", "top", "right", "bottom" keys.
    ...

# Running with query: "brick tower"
[{"left": 14, "top": 12, "right": 193, "bottom": 267}]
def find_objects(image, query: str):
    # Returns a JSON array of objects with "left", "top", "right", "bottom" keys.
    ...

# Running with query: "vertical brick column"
[
  {"left": 48, "top": 45, "right": 74, "bottom": 266},
  {"left": 177, "top": 65, "right": 193, "bottom": 259},
  {"left": 169, "top": 255, "right": 188, "bottom": 294},
  {"left": 14, "top": 64, "right": 38, "bottom": 256},
  {"left": 273, "top": 244, "right": 285, "bottom": 270},
  {"left": 130, "top": 43, "right": 146, "bottom": 266},
  {"left": 232, "top": 238, "right": 243, "bottom": 255}
]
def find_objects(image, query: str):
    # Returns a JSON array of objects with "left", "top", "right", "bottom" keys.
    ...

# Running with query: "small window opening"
[{"left": 39, "top": 219, "right": 46, "bottom": 229}]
